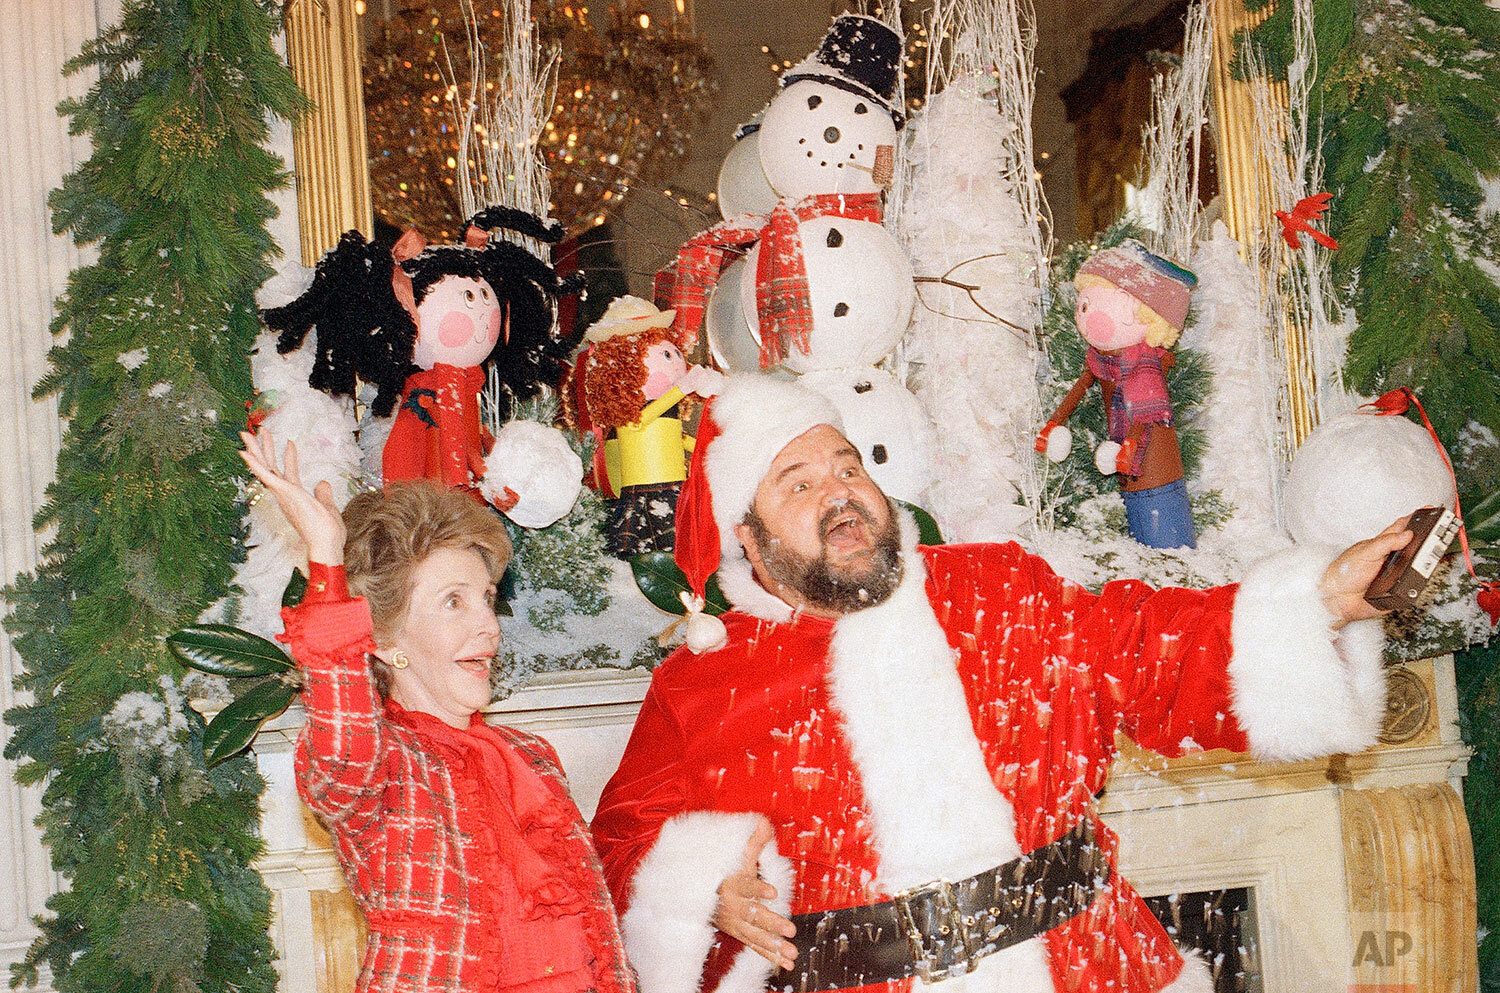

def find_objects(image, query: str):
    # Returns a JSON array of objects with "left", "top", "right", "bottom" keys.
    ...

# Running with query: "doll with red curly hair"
[{"left": 582, "top": 297, "right": 721, "bottom": 558}]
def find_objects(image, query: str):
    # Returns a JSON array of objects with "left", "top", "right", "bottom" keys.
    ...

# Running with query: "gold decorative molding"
[
  {"left": 309, "top": 887, "right": 367, "bottom": 993},
  {"left": 1206, "top": 0, "right": 1320, "bottom": 447},
  {"left": 1341, "top": 784, "right": 1479, "bottom": 991},
  {"left": 1378, "top": 666, "right": 1432, "bottom": 745},
  {"left": 1206, "top": 0, "right": 1279, "bottom": 255},
  {"left": 283, "top": 0, "right": 373, "bottom": 263}
]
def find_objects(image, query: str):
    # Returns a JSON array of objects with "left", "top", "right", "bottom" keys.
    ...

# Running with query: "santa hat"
[
  {"left": 781, "top": 14, "right": 905, "bottom": 126},
  {"left": 674, "top": 375, "right": 844, "bottom": 650},
  {"left": 1076, "top": 239, "right": 1198, "bottom": 330}
]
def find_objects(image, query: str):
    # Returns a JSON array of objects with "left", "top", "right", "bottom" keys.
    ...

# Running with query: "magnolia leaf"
[
  {"left": 895, "top": 500, "right": 945, "bottom": 546},
  {"left": 202, "top": 678, "right": 298, "bottom": 768},
  {"left": 1465, "top": 489, "right": 1500, "bottom": 546},
  {"left": 630, "top": 552, "right": 730, "bottom": 616},
  {"left": 281, "top": 569, "right": 307, "bottom": 607},
  {"left": 168, "top": 624, "right": 293, "bottom": 677}
]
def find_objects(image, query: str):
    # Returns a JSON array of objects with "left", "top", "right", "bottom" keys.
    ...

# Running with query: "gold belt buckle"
[{"left": 892, "top": 878, "right": 979, "bottom": 984}]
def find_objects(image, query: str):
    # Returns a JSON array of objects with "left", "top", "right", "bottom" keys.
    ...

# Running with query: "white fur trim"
[
  {"left": 622, "top": 811, "right": 793, "bottom": 993},
  {"left": 824, "top": 511, "right": 1056, "bottom": 992},
  {"left": 714, "top": 545, "right": 795, "bottom": 624},
  {"left": 1229, "top": 542, "right": 1388, "bottom": 761},
  {"left": 707, "top": 375, "right": 841, "bottom": 621},
  {"left": 1159, "top": 950, "right": 1215, "bottom": 993}
]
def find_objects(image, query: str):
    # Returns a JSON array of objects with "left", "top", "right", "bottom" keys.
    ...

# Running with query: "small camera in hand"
[{"left": 1364, "top": 506, "right": 1461, "bottom": 611}]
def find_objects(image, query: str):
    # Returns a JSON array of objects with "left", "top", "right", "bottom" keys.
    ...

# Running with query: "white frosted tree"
[
  {"left": 898, "top": 72, "right": 1045, "bottom": 541},
  {"left": 1183, "top": 222, "right": 1290, "bottom": 558}
]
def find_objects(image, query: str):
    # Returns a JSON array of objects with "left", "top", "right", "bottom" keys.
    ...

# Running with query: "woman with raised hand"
[{"left": 240, "top": 429, "right": 636, "bottom": 993}]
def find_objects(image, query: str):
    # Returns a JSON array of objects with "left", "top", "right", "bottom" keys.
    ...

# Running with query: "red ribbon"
[{"left": 1361, "top": 387, "right": 1500, "bottom": 625}]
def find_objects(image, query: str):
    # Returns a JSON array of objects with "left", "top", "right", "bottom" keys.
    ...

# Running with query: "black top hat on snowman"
[{"left": 781, "top": 14, "right": 905, "bottom": 127}]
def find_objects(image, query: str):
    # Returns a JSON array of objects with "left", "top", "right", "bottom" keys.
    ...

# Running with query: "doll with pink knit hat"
[{"left": 1036, "top": 240, "right": 1199, "bottom": 549}]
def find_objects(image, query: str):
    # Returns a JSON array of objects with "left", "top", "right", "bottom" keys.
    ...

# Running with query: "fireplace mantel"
[{"left": 248, "top": 656, "right": 1477, "bottom": 992}]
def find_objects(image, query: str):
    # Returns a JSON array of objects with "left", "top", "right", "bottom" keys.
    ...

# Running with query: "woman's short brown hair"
[{"left": 342, "top": 481, "right": 512, "bottom": 693}]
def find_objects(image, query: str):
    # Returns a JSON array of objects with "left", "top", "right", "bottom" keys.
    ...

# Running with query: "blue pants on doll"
[{"left": 1122, "top": 478, "right": 1197, "bottom": 549}]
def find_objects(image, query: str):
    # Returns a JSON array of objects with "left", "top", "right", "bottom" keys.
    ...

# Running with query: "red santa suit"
[{"left": 590, "top": 378, "right": 1387, "bottom": 993}]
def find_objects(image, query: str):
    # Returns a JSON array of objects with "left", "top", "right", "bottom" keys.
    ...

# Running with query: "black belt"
[{"left": 770, "top": 820, "right": 1108, "bottom": 991}]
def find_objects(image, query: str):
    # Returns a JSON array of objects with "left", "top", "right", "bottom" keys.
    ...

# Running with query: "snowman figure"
[
  {"left": 743, "top": 14, "right": 913, "bottom": 371},
  {"left": 669, "top": 14, "right": 915, "bottom": 373},
  {"left": 799, "top": 367, "right": 938, "bottom": 504},
  {"left": 756, "top": 14, "right": 903, "bottom": 200},
  {"left": 739, "top": 214, "right": 914, "bottom": 374}
]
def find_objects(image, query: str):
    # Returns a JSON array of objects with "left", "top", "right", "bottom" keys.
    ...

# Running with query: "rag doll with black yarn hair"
[{"left": 265, "top": 206, "right": 584, "bottom": 508}]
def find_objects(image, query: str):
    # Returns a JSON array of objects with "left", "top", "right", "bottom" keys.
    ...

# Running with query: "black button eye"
[
  {"left": 826, "top": 228, "right": 844, "bottom": 248},
  {"left": 872, "top": 444, "right": 888, "bottom": 464},
  {"left": 854, "top": 102, "right": 869, "bottom": 114},
  {"left": 854, "top": 380, "right": 873, "bottom": 394},
  {"left": 808, "top": 94, "right": 823, "bottom": 109},
  {"left": 833, "top": 302, "right": 849, "bottom": 317}
]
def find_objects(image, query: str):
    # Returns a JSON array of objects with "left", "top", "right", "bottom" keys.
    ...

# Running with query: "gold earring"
[{"left": 390, "top": 649, "right": 410, "bottom": 670}]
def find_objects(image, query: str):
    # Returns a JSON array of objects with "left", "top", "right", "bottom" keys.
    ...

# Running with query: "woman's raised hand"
[{"left": 239, "top": 429, "right": 347, "bottom": 566}]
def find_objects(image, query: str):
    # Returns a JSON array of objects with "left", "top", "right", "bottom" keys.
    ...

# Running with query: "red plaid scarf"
[
  {"left": 670, "top": 193, "right": 883, "bottom": 368},
  {"left": 1086, "top": 343, "right": 1175, "bottom": 477}
]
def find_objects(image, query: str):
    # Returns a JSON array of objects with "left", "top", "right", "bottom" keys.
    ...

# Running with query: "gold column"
[
  {"left": 309, "top": 887, "right": 368, "bottom": 993},
  {"left": 1207, "top": 0, "right": 1279, "bottom": 249},
  {"left": 1341, "top": 785, "right": 1479, "bottom": 991},
  {"left": 1207, "top": 0, "right": 1317, "bottom": 446},
  {"left": 283, "top": 0, "right": 374, "bottom": 263}
]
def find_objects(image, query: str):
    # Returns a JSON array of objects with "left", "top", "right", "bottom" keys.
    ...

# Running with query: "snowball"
[
  {"left": 1094, "top": 440, "right": 1121, "bottom": 476},
  {"left": 482, "top": 421, "right": 584, "bottom": 529},
  {"left": 1043, "top": 423, "right": 1072, "bottom": 463},
  {"left": 1284, "top": 412, "right": 1454, "bottom": 547}
]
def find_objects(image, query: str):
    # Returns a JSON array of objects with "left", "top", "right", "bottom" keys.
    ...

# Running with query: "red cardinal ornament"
[{"left": 1276, "top": 192, "right": 1340, "bottom": 250}]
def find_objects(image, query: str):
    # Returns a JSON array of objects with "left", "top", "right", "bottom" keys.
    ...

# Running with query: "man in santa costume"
[{"left": 592, "top": 375, "right": 1406, "bottom": 993}]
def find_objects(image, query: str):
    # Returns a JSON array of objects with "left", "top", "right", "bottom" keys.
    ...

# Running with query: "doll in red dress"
[{"left": 264, "top": 206, "right": 583, "bottom": 506}]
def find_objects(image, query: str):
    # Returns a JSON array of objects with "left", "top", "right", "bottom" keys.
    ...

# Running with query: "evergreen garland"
[
  {"left": 2, "top": 2, "right": 302, "bottom": 991},
  {"left": 1242, "top": 0, "right": 1500, "bottom": 504}
]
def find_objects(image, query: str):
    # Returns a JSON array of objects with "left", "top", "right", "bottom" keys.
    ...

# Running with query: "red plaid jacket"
[{"left": 280, "top": 596, "right": 637, "bottom": 993}]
